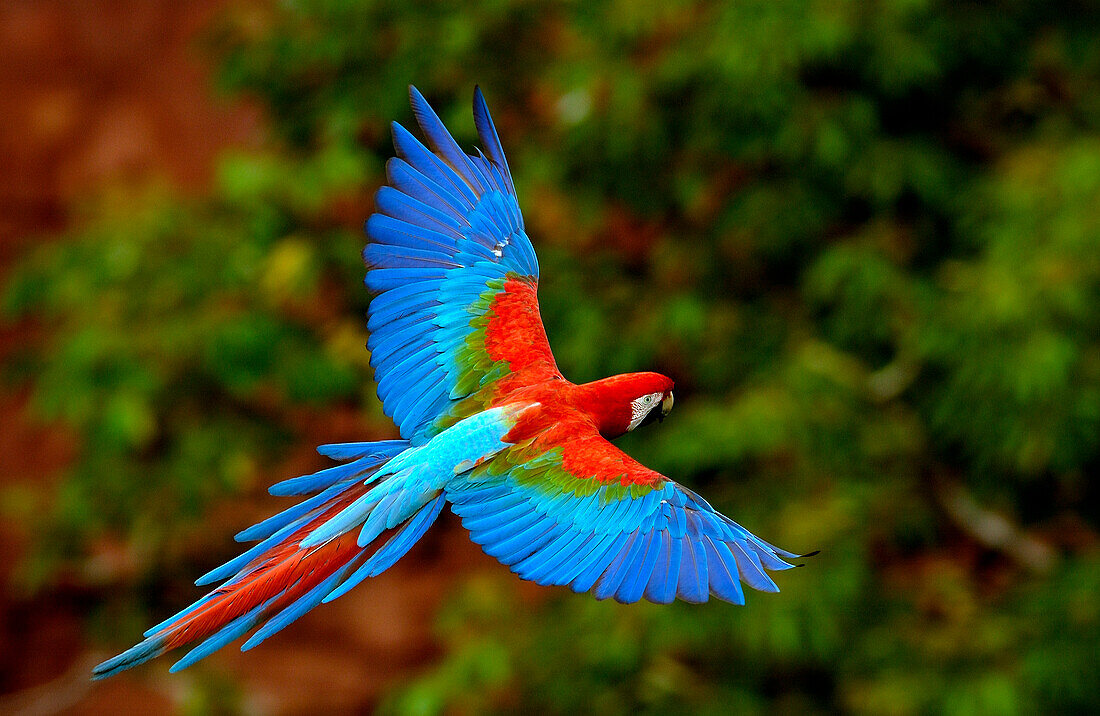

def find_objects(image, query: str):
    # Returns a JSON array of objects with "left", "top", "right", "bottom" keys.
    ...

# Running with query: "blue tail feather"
[
  {"left": 143, "top": 593, "right": 216, "bottom": 638},
  {"left": 94, "top": 436, "right": 458, "bottom": 678},
  {"left": 169, "top": 597, "right": 277, "bottom": 673},
  {"left": 92, "top": 635, "right": 169, "bottom": 680},
  {"left": 240, "top": 566, "right": 356, "bottom": 651},
  {"left": 321, "top": 493, "right": 446, "bottom": 604}
]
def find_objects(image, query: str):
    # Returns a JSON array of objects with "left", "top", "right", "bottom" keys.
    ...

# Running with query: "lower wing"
[{"left": 446, "top": 427, "right": 805, "bottom": 605}]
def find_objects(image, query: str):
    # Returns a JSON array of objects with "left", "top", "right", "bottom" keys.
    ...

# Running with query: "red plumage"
[
  {"left": 157, "top": 484, "right": 380, "bottom": 650},
  {"left": 483, "top": 277, "right": 559, "bottom": 378},
  {"left": 495, "top": 372, "right": 674, "bottom": 488}
]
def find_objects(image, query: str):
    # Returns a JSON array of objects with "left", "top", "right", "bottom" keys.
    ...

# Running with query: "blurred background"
[{"left": 2, "top": 0, "right": 1099, "bottom": 713}]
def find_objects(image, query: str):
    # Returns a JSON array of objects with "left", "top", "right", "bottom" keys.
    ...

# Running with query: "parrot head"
[
  {"left": 630, "top": 388, "right": 674, "bottom": 431},
  {"left": 577, "top": 372, "right": 674, "bottom": 437}
]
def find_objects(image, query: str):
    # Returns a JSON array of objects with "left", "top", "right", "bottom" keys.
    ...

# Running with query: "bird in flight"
[{"left": 94, "top": 87, "right": 804, "bottom": 679}]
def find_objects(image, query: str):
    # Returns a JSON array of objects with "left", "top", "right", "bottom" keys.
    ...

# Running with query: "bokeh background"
[{"left": 2, "top": 0, "right": 1099, "bottom": 713}]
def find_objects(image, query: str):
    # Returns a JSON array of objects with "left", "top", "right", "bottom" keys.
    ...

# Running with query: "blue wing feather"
[
  {"left": 386, "top": 157, "right": 471, "bottom": 219},
  {"left": 571, "top": 532, "right": 631, "bottom": 593},
  {"left": 473, "top": 86, "right": 515, "bottom": 196},
  {"left": 649, "top": 532, "right": 682, "bottom": 604},
  {"left": 704, "top": 538, "right": 746, "bottom": 605},
  {"left": 392, "top": 121, "right": 481, "bottom": 209},
  {"left": 316, "top": 440, "right": 408, "bottom": 461},
  {"left": 731, "top": 541, "right": 781, "bottom": 593},
  {"left": 365, "top": 87, "right": 553, "bottom": 445},
  {"left": 593, "top": 530, "right": 642, "bottom": 600},
  {"left": 374, "top": 185, "right": 465, "bottom": 235},
  {"left": 408, "top": 86, "right": 487, "bottom": 194},
  {"left": 616, "top": 530, "right": 662, "bottom": 603},
  {"left": 677, "top": 535, "right": 708, "bottom": 603},
  {"left": 446, "top": 431, "right": 799, "bottom": 604}
]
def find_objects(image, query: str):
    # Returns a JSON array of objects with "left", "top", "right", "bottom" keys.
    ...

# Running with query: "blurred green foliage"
[{"left": 5, "top": 0, "right": 1100, "bottom": 712}]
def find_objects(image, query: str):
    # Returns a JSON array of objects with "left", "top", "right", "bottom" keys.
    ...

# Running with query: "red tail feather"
[
  {"left": 158, "top": 488, "right": 372, "bottom": 651},
  {"left": 92, "top": 439, "right": 449, "bottom": 679}
]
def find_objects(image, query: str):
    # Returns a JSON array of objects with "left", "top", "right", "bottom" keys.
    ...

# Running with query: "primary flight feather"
[{"left": 93, "top": 86, "right": 804, "bottom": 679}]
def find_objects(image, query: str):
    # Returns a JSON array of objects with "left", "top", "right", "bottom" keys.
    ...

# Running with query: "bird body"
[{"left": 93, "top": 86, "right": 803, "bottom": 680}]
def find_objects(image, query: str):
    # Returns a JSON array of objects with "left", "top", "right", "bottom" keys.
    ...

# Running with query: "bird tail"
[{"left": 92, "top": 439, "right": 446, "bottom": 679}]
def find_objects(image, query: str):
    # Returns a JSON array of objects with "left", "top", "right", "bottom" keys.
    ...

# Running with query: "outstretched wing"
[
  {"left": 445, "top": 419, "right": 801, "bottom": 604},
  {"left": 364, "top": 87, "right": 560, "bottom": 445}
]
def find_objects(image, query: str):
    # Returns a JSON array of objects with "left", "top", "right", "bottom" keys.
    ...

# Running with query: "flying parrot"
[{"left": 93, "top": 87, "right": 805, "bottom": 679}]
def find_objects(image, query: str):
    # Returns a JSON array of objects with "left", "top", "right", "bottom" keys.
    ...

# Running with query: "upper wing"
[
  {"left": 364, "top": 87, "right": 560, "bottom": 445},
  {"left": 445, "top": 419, "right": 801, "bottom": 604}
]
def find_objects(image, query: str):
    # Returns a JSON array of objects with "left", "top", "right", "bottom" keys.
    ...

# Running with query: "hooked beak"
[{"left": 658, "top": 391, "right": 674, "bottom": 423}]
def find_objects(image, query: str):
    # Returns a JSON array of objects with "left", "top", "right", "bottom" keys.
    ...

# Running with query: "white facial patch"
[{"left": 628, "top": 391, "right": 664, "bottom": 431}]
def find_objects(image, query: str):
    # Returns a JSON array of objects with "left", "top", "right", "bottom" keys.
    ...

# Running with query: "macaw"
[{"left": 93, "top": 87, "right": 805, "bottom": 679}]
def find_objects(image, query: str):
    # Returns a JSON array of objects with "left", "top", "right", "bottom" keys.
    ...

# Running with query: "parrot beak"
[{"left": 658, "top": 391, "right": 674, "bottom": 422}]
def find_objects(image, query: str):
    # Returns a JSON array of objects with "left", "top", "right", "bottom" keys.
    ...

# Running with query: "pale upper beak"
[{"left": 659, "top": 392, "right": 674, "bottom": 422}]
